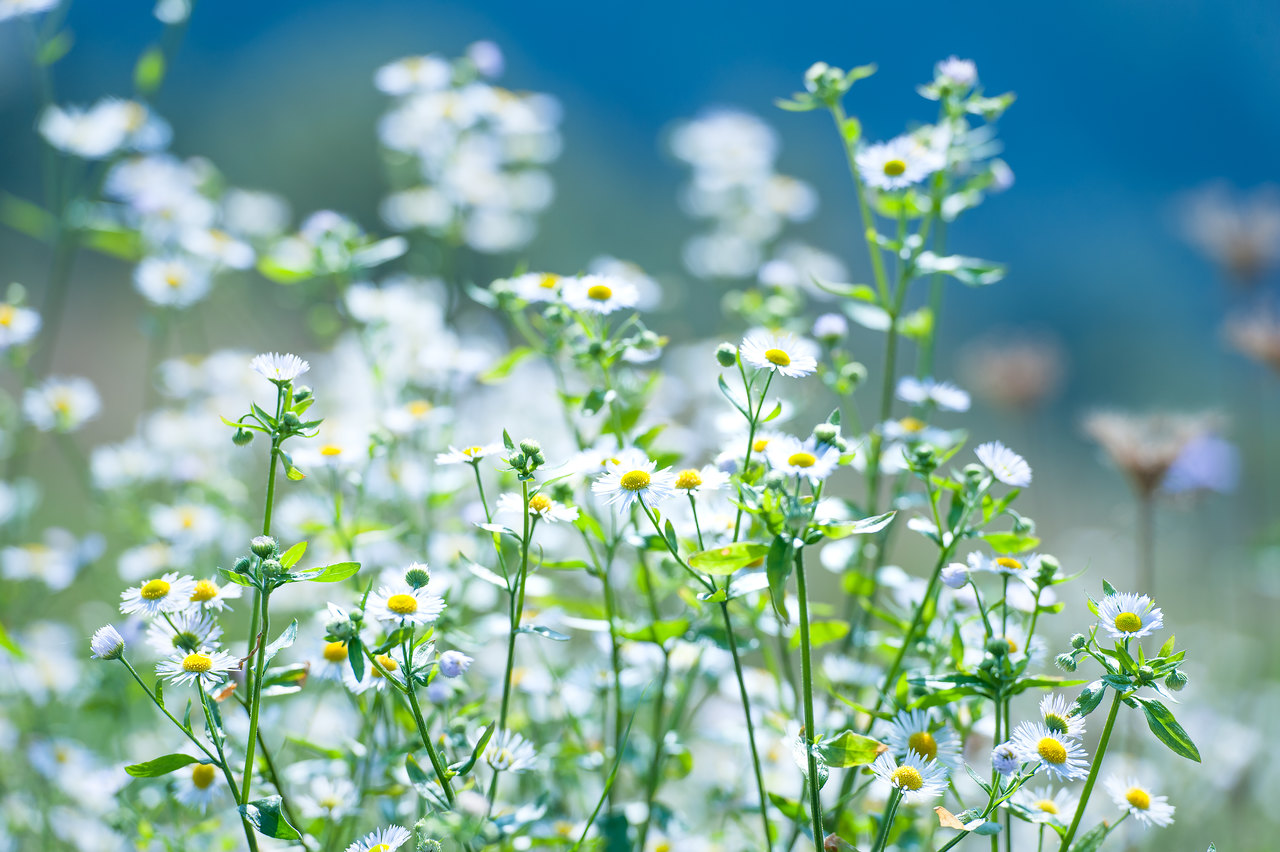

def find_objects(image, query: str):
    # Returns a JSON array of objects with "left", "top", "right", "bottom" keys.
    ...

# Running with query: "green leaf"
[
  {"left": 279, "top": 541, "right": 307, "bottom": 569},
  {"left": 299, "top": 562, "right": 360, "bottom": 583},
  {"left": 818, "top": 510, "right": 895, "bottom": 539},
  {"left": 914, "top": 251, "right": 1007, "bottom": 286},
  {"left": 788, "top": 619, "right": 850, "bottom": 650},
  {"left": 765, "top": 535, "right": 793, "bottom": 625},
  {"left": 450, "top": 722, "right": 496, "bottom": 776},
  {"left": 134, "top": 46, "right": 166, "bottom": 95},
  {"left": 980, "top": 532, "right": 1041, "bottom": 554},
  {"left": 620, "top": 619, "right": 689, "bottom": 646},
  {"left": 1071, "top": 680, "right": 1107, "bottom": 718},
  {"left": 518, "top": 625, "right": 571, "bottom": 641},
  {"left": 125, "top": 753, "right": 200, "bottom": 777},
  {"left": 688, "top": 542, "right": 770, "bottom": 575},
  {"left": 239, "top": 796, "right": 301, "bottom": 841},
  {"left": 810, "top": 275, "right": 878, "bottom": 302},
  {"left": 0, "top": 619, "right": 23, "bottom": 658},
  {"left": 1066, "top": 822, "right": 1111, "bottom": 852},
  {"left": 818, "top": 731, "right": 886, "bottom": 767},
  {"left": 218, "top": 567, "right": 255, "bottom": 587},
  {"left": 480, "top": 346, "right": 535, "bottom": 383},
  {"left": 36, "top": 32, "right": 73, "bottom": 66},
  {"left": 262, "top": 620, "right": 297, "bottom": 668},
  {"left": 1158, "top": 634, "right": 1176, "bottom": 658},
  {"left": 347, "top": 638, "right": 365, "bottom": 682},
  {"left": 1134, "top": 697, "right": 1200, "bottom": 762}
]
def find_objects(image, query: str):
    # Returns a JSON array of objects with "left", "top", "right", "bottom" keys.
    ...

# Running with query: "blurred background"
[{"left": 1, "top": 0, "right": 1278, "bottom": 847}]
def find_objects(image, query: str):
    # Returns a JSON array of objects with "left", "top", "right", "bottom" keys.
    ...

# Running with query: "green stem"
[
  {"left": 720, "top": 600, "right": 774, "bottom": 848},
  {"left": 794, "top": 549, "right": 824, "bottom": 849},
  {"left": 489, "top": 478, "right": 533, "bottom": 809},
  {"left": 239, "top": 587, "right": 271, "bottom": 804},
  {"left": 1059, "top": 691, "right": 1123, "bottom": 852},
  {"left": 870, "top": 788, "right": 902, "bottom": 852},
  {"left": 400, "top": 638, "right": 457, "bottom": 806}
]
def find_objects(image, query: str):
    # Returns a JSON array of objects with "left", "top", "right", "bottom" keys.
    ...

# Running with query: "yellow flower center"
[
  {"left": 883, "top": 158, "right": 907, "bottom": 177},
  {"left": 463, "top": 445, "right": 483, "bottom": 457},
  {"left": 0, "top": 305, "right": 14, "bottom": 327},
  {"left": 318, "top": 795, "right": 342, "bottom": 811},
  {"left": 372, "top": 654, "right": 398, "bottom": 677},
  {"left": 539, "top": 273, "right": 559, "bottom": 289},
  {"left": 1035, "top": 799, "right": 1059, "bottom": 815},
  {"left": 995, "top": 557, "right": 1023, "bottom": 571},
  {"left": 587, "top": 284, "right": 613, "bottom": 301},
  {"left": 890, "top": 766, "right": 924, "bottom": 791},
  {"left": 164, "top": 272, "right": 183, "bottom": 288},
  {"left": 620, "top": 470, "right": 651, "bottom": 492},
  {"left": 320, "top": 445, "right": 343, "bottom": 457},
  {"left": 387, "top": 593, "right": 419, "bottom": 615},
  {"left": 899, "top": 417, "right": 926, "bottom": 433},
  {"left": 907, "top": 731, "right": 938, "bottom": 761},
  {"left": 1113, "top": 612, "right": 1143, "bottom": 633},
  {"left": 368, "top": 845, "right": 390, "bottom": 852},
  {"left": 407, "top": 400, "right": 432, "bottom": 417},
  {"left": 528, "top": 494, "right": 552, "bottom": 513},
  {"left": 752, "top": 438, "right": 770, "bottom": 453},
  {"left": 182, "top": 653, "right": 214, "bottom": 673},
  {"left": 787, "top": 452, "right": 817, "bottom": 468},
  {"left": 191, "top": 764, "right": 217, "bottom": 789},
  {"left": 323, "top": 641, "right": 348, "bottom": 663},
  {"left": 141, "top": 579, "right": 171, "bottom": 600},
  {"left": 190, "top": 580, "right": 218, "bottom": 602},
  {"left": 1002, "top": 635, "right": 1020, "bottom": 653},
  {"left": 1037, "top": 737, "right": 1067, "bottom": 765},
  {"left": 764, "top": 348, "right": 791, "bottom": 366},
  {"left": 675, "top": 469, "right": 702, "bottom": 490},
  {"left": 1125, "top": 787, "right": 1151, "bottom": 810}
]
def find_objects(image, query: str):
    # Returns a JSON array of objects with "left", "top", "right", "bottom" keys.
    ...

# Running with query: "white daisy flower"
[
  {"left": 497, "top": 271, "right": 564, "bottom": 302},
  {"left": 375, "top": 53, "right": 453, "bottom": 94},
  {"left": 189, "top": 577, "right": 242, "bottom": 612},
  {"left": 991, "top": 741, "right": 1020, "bottom": 776},
  {"left": 0, "top": 0, "right": 59, "bottom": 23},
  {"left": 179, "top": 227, "right": 255, "bottom": 269},
  {"left": 766, "top": 435, "right": 839, "bottom": 483},
  {"left": 940, "top": 562, "right": 970, "bottom": 589},
  {"left": 1096, "top": 591, "right": 1164, "bottom": 641},
  {"left": 935, "top": 56, "right": 978, "bottom": 88},
  {"left": 1039, "top": 693, "right": 1086, "bottom": 740},
  {"left": 485, "top": 730, "right": 538, "bottom": 773},
  {"left": 881, "top": 708, "right": 963, "bottom": 772},
  {"left": 174, "top": 762, "right": 221, "bottom": 811},
  {"left": 0, "top": 302, "right": 41, "bottom": 350},
  {"left": 250, "top": 352, "right": 309, "bottom": 383},
  {"left": 562, "top": 274, "right": 639, "bottom": 315},
  {"left": 296, "top": 775, "right": 358, "bottom": 820},
  {"left": 435, "top": 443, "right": 503, "bottom": 466},
  {"left": 133, "top": 256, "right": 212, "bottom": 308},
  {"left": 856, "top": 134, "right": 944, "bottom": 190},
  {"left": 89, "top": 625, "right": 125, "bottom": 660},
  {"left": 343, "top": 652, "right": 402, "bottom": 694},
  {"left": 739, "top": 332, "right": 818, "bottom": 378},
  {"left": 1010, "top": 722, "right": 1089, "bottom": 781},
  {"left": 155, "top": 647, "right": 238, "bottom": 687},
  {"left": 120, "top": 572, "right": 198, "bottom": 617},
  {"left": 1104, "top": 776, "right": 1175, "bottom": 827},
  {"left": 672, "top": 465, "right": 730, "bottom": 494},
  {"left": 23, "top": 376, "right": 101, "bottom": 433},
  {"left": 592, "top": 454, "right": 677, "bottom": 513},
  {"left": 869, "top": 750, "right": 948, "bottom": 803},
  {"left": 367, "top": 580, "right": 446, "bottom": 627},
  {"left": 1014, "top": 785, "right": 1076, "bottom": 825},
  {"left": 438, "top": 650, "right": 473, "bottom": 678},
  {"left": 345, "top": 824, "right": 411, "bottom": 852},
  {"left": 146, "top": 609, "right": 223, "bottom": 656},
  {"left": 896, "top": 376, "right": 971, "bottom": 412},
  {"left": 967, "top": 551, "right": 1036, "bottom": 578},
  {"left": 496, "top": 491, "right": 579, "bottom": 524},
  {"left": 976, "top": 441, "right": 1033, "bottom": 487},
  {"left": 308, "top": 639, "right": 351, "bottom": 683}
]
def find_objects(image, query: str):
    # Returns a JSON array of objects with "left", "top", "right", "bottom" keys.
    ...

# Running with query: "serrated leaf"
[
  {"left": 688, "top": 542, "right": 770, "bottom": 575},
  {"left": 125, "top": 753, "right": 200, "bottom": 777},
  {"left": 239, "top": 796, "right": 301, "bottom": 841}
]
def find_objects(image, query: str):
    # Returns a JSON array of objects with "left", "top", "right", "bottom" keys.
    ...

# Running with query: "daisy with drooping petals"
[
  {"left": 881, "top": 708, "right": 963, "bottom": 772},
  {"left": 367, "top": 579, "right": 446, "bottom": 627},
  {"left": 766, "top": 435, "right": 839, "bottom": 483},
  {"left": 1009, "top": 721, "right": 1088, "bottom": 781},
  {"left": 1096, "top": 591, "right": 1163, "bottom": 641},
  {"left": 121, "top": 572, "right": 197, "bottom": 617},
  {"left": 435, "top": 443, "right": 503, "bottom": 466},
  {"left": 739, "top": 332, "right": 818, "bottom": 378},
  {"left": 869, "top": 750, "right": 948, "bottom": 803},
  {"left": 146, "top": 609, "right": 223, "bottom": 656},
  {"left": 174, "top": 763, "right": 221, "bottom": 811},
  {"left": 1014, "top": 785, "right": 1076, "bottom": 826},
  {"left": 562, "top": 274, "right": 639, "bottom": 315},
  {"left": 1104, "top": 776, "right": 1176, "bottom": 827},
  {"left": 1039, "top": 693, "right": 1086, "bottom": 740},
  {"left": 250, "top": 352, "right": 309, "bottom": 383},
  {"left": 497, "top": 491, "right": 579, "bottom": 524},
  {"left": 976, "top": 440, "right": 1033, "bottom": 487},
  {"left": 345, "top": 824, "right": 411, "bottom": 852},
  {"left": 156, "top": 647, "right": 238, "bottom": 687},
  {"left": 592, "top": 454, "right": 676, "bottom": 513},
  {"left": 343, "top": 652, "right": 401, "bottom": 694}
]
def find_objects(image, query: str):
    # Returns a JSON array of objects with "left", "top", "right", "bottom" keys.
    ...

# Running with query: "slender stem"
[
  {"left": 598, "top": 550, "right": 624, "bottom": 812},
  {"left": 733, "top": 368, "right": 775, "bottom": 540},
  {"left": 870, "top": 788, "right": 902, "bottom": 852},
  {"left": 720, "top": 600, "right": 774, "bottom": 848},
  {"left": 635, "top": 649, "right": 671, "bottom": 852},
  {"left": 118, "top": 658, "right": 217, "bottom": 763},
  {"left": 1136, "top": 494, "right": 1154, "bottom": 596},
  {"left": 239, "top": 588, "right": 271, "bottom": 803},
  {"left": 400, "top": 639, "right": 457, "bottom": 806},
  {"left": 1059, "top": 691, "right": 1123, "bottom": 851},
  {"left": 794, "top": 549, "right": 824, "bottom": 849},
  {"left": 489, "top": 478, "right": 533, "bottom": 809}
]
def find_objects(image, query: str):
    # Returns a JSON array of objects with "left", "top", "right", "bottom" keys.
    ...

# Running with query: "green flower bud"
[
  {"left": 839, "top": 362, "right": 867, "bottom": 388},
  {"left": 281, "top": 411, "right": 303, "bottom": 431},
  {"left": 813, "top": 423, "right": 839, "bottom": 445},
  {"left": 715, "top": 342, "right": 738, "bottom": 367},
  {"left": 250, "top": 536, "right": 279, "bottom": 558},
  {"left": 260, "top": 558, "right": 284, "bottom": 577},
  {"left": 405, "top": 566, "right": 431, "bottom": 590},
  {"left": 233, "top": 556, "right": 253, "bottom": 575},
  {"left": 349, "top": 608, "right": 364, "bottom": 623},
  {"left": 1055, "top": 653, "right": 1078, "bottom": 672},
  {"left": 763, "top": 471, "right": 789, "bottom": 491},
  {"left": 910, "top": 446, "right": 938, "bottom": 473},
  {"left": 985, "top": 637, "right": 1012, "bottom": 657},
  {"left": 518, "top": 438, "right": 541, "bottom": 456},
  {"left": 1070, "top": 633, "right": 1087, "bottom": 650},
  {"left": 293, "top": 385, "right": 313, "bottom": 402},
  {"left": 1036, "top": 554, "right": 1061, "bottom": 585},
  {"left": 962, "top": 463, "right": 987, "bottom": 487},
  {"left": 1165, "top": 670, "right": 1188, "bottom": 692},
  {"left": 1012, "top": 516, "right": 1035, "bottom": 535},
  {"left": 232, "top": 428, "right": 254, "bottom": 446},
  {"left": 1138, "top": 665, "right": 1156, "bottom": 683}
]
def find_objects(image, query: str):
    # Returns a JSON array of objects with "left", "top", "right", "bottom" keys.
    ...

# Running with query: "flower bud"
[
  {"left": 260, "top": 558, "right": 284, "bottom": 578},
  {"left": 232, "top": 428, "right": 254, "bottom": 446},
  {"left": 1165, "top": 670, "right": 1188, "bottom": 692},
  {"left": 1055, "top": 653, "right": 1078, "bottom": 672},
  {"left": 438, "top": 650, "right": 473, "bottom": 678},
  {"left": 763, "top": 471, "right": 789, "bottom": 491},
  {"left": 962, "top": 463, "right": 987, "bottom": 487},
  {"left": 940, "top": 562, "right": 969, "bottom": 589},
  {"left": 910, "top": 446, "right": 938, "bottom": 474},
  {"left": 250, "top": 536, "right": 279, "bottom": 558},
  {"left": 813, "top": 423, "right": 839, "bottom": 445},
  {"left": 281, "top": 411, "right": 303, "bottom": 431},
  {"left": 349, "top": 608, "right": 363, "bottom": 623},
  {"left": 518, "top": 438, "right": 541, "bottom": 456},
  {"left": 715, "top": 342, "right": 738, "bottom": 367},
  {"left": 293, "top": 385, "right": 313, "bottom": 402},
  {"left": 839, "top": 362, "right": 867, "bottom": 388},
  {"left": 89, "top": 625, "right": 126, "bottom": 660},
  {"left": 1069, "top": 633, "right": 1087, "bottom": 650},
  {"left": 812, "top": 313, "right": 847, "bottom": 342},
  {"left": 985, "top": 637, "right": 1012, "bottom": 658},
  {"left": 1138, "top": 665, "right": 1155, "bottom": 683},
  {"left": 1012, "top": 516, "right": 1035, "bottom": 535},
  {"left": 1035, "top": 554, "right": 1060, "bottom": 585},
  {"left": 233, "top": 556, "right": 253, "bottom": 575}
]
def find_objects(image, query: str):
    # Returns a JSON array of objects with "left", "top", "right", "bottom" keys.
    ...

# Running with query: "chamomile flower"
[
  {"left": 435, "top": 443, "right": 503, "bottom": 465},
  {"left": 156, "top": 647, "right": 238, "bottom": 687},
  {"left": 672, "top": 465, "right": 729, "bottom": 494},
  {"left": 1096, "top": 591, "right": 1164, "bottom": 640},
  {"left": 188, "top": 577, "right": 242, "bottom": 611},
  {"left": 592, "top": 455, "right": 677, "bottom": 513},
  {"left": 134, "top": 256, "right": 212, "bottom": 308},
  {"left": 1039, "top": 693, "right": 1086, "bottom": 740},
  {"left": 869, "top": 750, "right": 948, "bottom": 803},
  {"left": 881, "top": 708, "right": 963, "bottom": 772},
  {"left": 967, "top": 551, "right": 1035, "bottom": 578},
  {"left": 1014, "top": 786, "right": 1076, "bottom": 825},
  {"left": 976, "top": 441, "right": 1033, "bottom": 488},
  {"left": 345, "top": 824, "right": 411, "bottom": 852},
  {"left": 562, "top": 274, "right": 639, "bottom": 315},
  {"left": 120, "top": 572, "right": 198, "bottom": 617},
  {"left": 1010, "top": 722, "right": 1088, "bottom": 781},
  {"left": 896, "top": 376, "right": 971, "bottom": 412},
  {"left": 296, "top": 775, "right": 358, "bottom": 820},
  {"left": 309, "top": 639, "right": 352, "bottom": 682},
  {"left": 856, "top": 135, "right": 943, "bottom": 190},
  {"left": 0, "top": 302, "right": 41, "bottom": 350},
  {"left": 23, "top": 377, "right": 101, "bottom": 433},
  {"left": 496, "top": 491, "right": 579, "bottom": 523},
  {"left": 499, "top": 271, "right": 564, "bottom": 302},
  {"left": 89, "top": 625, "right": 125, "bottom": 660},
  {"left": 739, "top": 332, "right": 818, "bottom": 378},
  {"left": 250, "top": 352, "right": 309, "bottom": 383},
  {"left": 146, "top": 609, "right": 223, "bottom": 656},
  {"left": 1104, "top": 776, "right": 1175, "bottom": 827},
  {"left": 343, "top": 653, "right": 401, "bottom": 694},
  {"left": 485, "top": 730, "right": 538, "bottom": 773},
  {"left": 766, "top": 435, "right": 839, "bottom": 483},
  {"left": 367, "top": 580, "right": 445, "bottom": 627},
  {"left": 174, "top": 763, "right": 221, "bottom": 811}
]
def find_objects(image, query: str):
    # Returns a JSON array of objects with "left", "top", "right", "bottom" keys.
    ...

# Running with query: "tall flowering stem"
[
  {"left": 1059, "top": 691, "right": 1122, "bottom": 852},
  {"left": 794, "top": 546, "right": 825, "bottom": 848}
]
